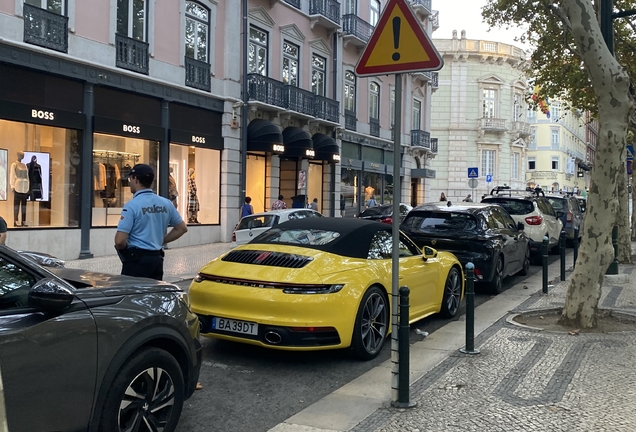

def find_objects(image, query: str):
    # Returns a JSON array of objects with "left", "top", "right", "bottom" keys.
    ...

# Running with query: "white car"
[{"left": 232, "top": 208, "right": 323, "bottom": 245}]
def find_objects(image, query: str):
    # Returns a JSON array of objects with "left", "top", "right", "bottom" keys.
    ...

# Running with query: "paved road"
[{"left": 175, "top": 258, "right": 561, "bottom": 432}]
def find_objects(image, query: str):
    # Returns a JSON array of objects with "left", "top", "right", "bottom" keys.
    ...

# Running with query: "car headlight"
[{"left": 283, "top": 284, "right": 345, "bottom": 294}]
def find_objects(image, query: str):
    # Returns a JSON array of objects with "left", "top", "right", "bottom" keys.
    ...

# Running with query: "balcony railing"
[
  {"left": 370, "top": 118, "right": 380, "bottom": 137},
  {"left": 431, "top": 10, "right": 439, "bottom": 29},
  {"left": 432, "top": 72, "right": 439, "bottom": 88},
  {"left": 283, "top": 0, "right": 301, "bottom": 8},
  {"left": 247, "top": 74, "right": 340, "bottom": 122},
  {"left": 410, "top": 0, "right": 432, "bottom": 14},
  {"left": 345, "top": 110, "right": 357, "bottom": 131},
  {"left": 314, "top": 94, "right": 339, "bottom": 123},
  {"left": 411, "top": 130, "right": 431, "bottom": 148},
  {"left": 309, "top": 0, "right": 341, "bottom": 24},
  {"left": 431, "top": 138, "right": 438, "bottom": 153},
  {"left": 342, "top": 14, "right": 374, "bottom": 44},
  {"left": 480, "top": 118, "right": 507, "bottom": 130},
  {"left": 116, "top": 34, "right": 149, "bottom": 75},
  {"left": 23, "top": 3, "right": 68, "bottom": 53},
  {"left": 185, "top": 56, "right": 211, "bottom": 92},
  {"left": 511, "top": 121, "right": 532, "bottom": 136},
  {"left": 287, "top": 86, "right": 315, "bottom": 117}
]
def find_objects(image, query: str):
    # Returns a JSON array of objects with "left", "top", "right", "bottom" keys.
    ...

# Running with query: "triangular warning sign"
[
  {"left": 469, "top": 169, "right": 477, "bottom": 177},
  {"left": 355, "top": 0, "right": 443, "bottom": 77}
]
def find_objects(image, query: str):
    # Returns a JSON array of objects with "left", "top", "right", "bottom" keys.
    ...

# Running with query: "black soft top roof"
[{"left": 250, "top": 217, "right": 391, "bottom": 259}]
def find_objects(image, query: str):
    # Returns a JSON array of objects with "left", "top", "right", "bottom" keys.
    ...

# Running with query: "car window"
[
  {"left": 368, "top": 231, "right": 419, "bottom": 259},
  {"left": 0, "top": 257, "right": 37, "bottom": 311},
  {"left": 402, "top": 211, "right": 479, "bottom": 232},
  {"left": 482, "top": 198, "right": 534, "bottom": 215},
  {"left": 255, "top": 228, "right": 340, "bottom": 245},
  {"left": 488, "top": 208, "right": 511, "bottom": 230},
  {"left": 547, "top": 198, "right": 566, "bottom": 212},
  {"left": 237, "top": 215, "right": 277, "bottom": 229},
  {"left": 360, "top": 207, "right": 385, "bottom": 217},
  {"left": 538, "top": 198, "right": 556, "bottom": 217},
  {"left": 569, "top": 198, "right": 581, "bottom": 212},
  {"left": 496, "top": 208, "right": 518, "bottom": 230},
  {"left": 310, "top": 211, "right": 323, "bottom": 217}
]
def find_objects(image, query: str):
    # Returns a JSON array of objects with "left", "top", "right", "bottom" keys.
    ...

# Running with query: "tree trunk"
[
  {"left": 617, "top": 163, "right": 631, "bottom": 263},
  {"left": 558, "top": 0, "right": 634, "bottom": 328}
]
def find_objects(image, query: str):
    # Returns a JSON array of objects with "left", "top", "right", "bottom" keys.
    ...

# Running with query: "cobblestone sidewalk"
[{"left": 353, "top": 264, "right": 636, "bottom": 432}]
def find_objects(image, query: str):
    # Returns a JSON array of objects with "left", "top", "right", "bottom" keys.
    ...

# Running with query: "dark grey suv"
[{"left": 0, "top": 246, "right": 202, "bottom": 432}]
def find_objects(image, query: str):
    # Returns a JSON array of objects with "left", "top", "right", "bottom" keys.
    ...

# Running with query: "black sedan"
[
  {"left": 357, "top": 203, "right": 413, "bottom": 224},
  {"left": 0, "top": 245, "right": 201, "bottom": 432},
  {"left": 401, "top": 203, "right": 530, "bottom": 294}
]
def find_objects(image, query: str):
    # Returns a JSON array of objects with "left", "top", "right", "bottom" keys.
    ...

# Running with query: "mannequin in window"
[
  {"left": 27, "top": 155, "right": 43, "bottom": 201},
  {"left": 10, "top": 151, "right": 29, "bottom": 227},
  {"left": 168, "top": 167, "right": 179, "bottom": 208},
  {"left": 187, "top": 168, "right": 200, "bottom": 224}
]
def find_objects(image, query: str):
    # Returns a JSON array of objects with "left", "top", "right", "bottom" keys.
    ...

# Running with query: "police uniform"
[{"left": 117, "top": 188, "right": 183, "bottom": 280}]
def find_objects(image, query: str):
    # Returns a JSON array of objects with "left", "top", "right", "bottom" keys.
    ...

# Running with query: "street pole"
[{"left": 391, "top": 73, "right": 402, "bottom": 405}]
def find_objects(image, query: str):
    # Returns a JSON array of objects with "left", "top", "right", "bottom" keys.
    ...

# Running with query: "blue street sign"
[
  {"left": 468, "top": 167, "right": 479, "bottom": 178},
  {"left": 627, "top": 145, "right": 634, "bottom": 161},
  {"left": 486, "top": 174, "right": 493, "bottom": 183}
]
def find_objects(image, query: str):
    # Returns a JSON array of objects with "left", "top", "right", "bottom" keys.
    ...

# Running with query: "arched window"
[
  {"left": 117, "top": 0, "right": 147, "bottom": 41},
  {"left": 369, "top": 82, "right": 380, "bottom": 120},
  {"left": 344, "top": 71, "right": 356, "bottom": 112},
  {"left": 185, "top": 1, "right": 210, "bottom": 62}
]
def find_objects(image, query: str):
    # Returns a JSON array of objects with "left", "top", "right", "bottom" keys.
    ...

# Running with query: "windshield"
[
  {"left": 547, "top": 197, "right": 566, "bottom": 211},
  {"left": 254, "top": 228, "right": 341, "bottom": 245},
  {"left": 402, "top": 211, "right": 479, "bottom": 232},
  {"left": 237, "top": 214, "right": 278, "bottom": 230},
  {"left": 360, "top": 207, "right": 391, "bottom": 217},
  {"left": 482, "top": 198, "right": 534, "bottom": 215}
]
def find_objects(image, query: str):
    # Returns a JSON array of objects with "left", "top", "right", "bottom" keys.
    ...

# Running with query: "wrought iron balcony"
[
  {"left": 342, "top": 14, "right": 373, "bottom": 47},
  {"left": 314, "top": 94, "right": 340, "bottom": 123},
  {"left": 345, "top": 110, "right": 357, "bottom": 131},
  {"left": 431, "top": 10, "right": 439, "bottom": 29},
  {"left": 309, "top": 0, "right": 341, "bottom": 29},
  {"left": 247, "top": 74, "right": 287, "bottom": 109},
  {"left": 185, "top": 56, "right": 211, "bottom": 92},
  {"left": 287, "top": 86, "right": 315, "bottom": 117},
  {"left": 432, "top": 72, "right": 439, "bottom": 89},
  {"left": 411, "top": 130, "right": 431, "bottom": 149},
  {"left": 430, "top": 138, "right": 438, "bottom": 153},
  {"left": 410, "top": 0, "right": 432, "bottom": 15},
  {"left": 283, "top": 0, "right": 301, "bottom": 9},
  {"left": 23, "top": 3, "right": 68, "bottom": 53},
  {"left": 116, "top": 34, "right": 149, "bottom": 75},
  {"left": 479, "top": 118, "right": 507, "bottom": 131},
  {"left": 370, "top": 118, "right": 380, "bottom": 137}
]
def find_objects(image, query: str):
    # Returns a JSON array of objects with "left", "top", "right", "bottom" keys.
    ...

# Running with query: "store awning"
[
  {"left": 247, "top": 119, "right": 284, "bottom": 153},
  {"left": 578, "top": 161, "right": 592, "bottom": 171},
  {"left": 282, "top": 127, "right": 314, "bottom": 159},
  {"left": 312, "top": 133, "right": 340, "bottom": 163}
]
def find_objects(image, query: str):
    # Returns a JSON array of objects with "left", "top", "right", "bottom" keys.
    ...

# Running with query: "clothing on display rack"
[
  {"left": 92, "top": 151, "right": 139, "bottom": 208},
  {"left": 10, "top": 152, "right": 29, "bottom": 227},
  {"left": 27, "top": 156, "right": 43, "bottom": 201},
  {"left": 168, "top": 171, "right": 179, "bottom": 208},
  {"left": 187, "top": 168, "right": 200, "bottom": 223}
]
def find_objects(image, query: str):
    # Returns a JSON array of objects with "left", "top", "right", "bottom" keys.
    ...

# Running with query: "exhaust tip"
[{"left": 264, "top": 331, "right": 282, "bottom": 344}]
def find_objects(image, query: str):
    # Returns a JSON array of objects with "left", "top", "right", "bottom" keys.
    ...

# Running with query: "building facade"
[
  {"left": 525, "top": 100, "right": 590, "bottom": 193},
  {"left": 0, "top": 0, "right": 439, "bottom": 259},
  {"left": 430, "top": 31, "right": 531, "bottom": 202}
]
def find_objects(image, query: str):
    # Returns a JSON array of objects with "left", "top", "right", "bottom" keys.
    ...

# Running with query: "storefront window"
[
  {"left": 0, "top": 119, "right": 79, "bottom": 228},
  {"left": 246, "top": 153, "right": 266, "bottom": 214},
  {"left": 169, "top": 144, "right": 220, "bottom": 224},
  {"left": 92, "top": 133, "right": 158, "bottom": 226},
  {"left": 307, "top": 163, "right": 323, "bottom": 213},
  {"left": 362, "top": 171, "right": 381, "bottom": 206},
  {"left": 340, "top": 167, "right": 359, "bottom": 218}
]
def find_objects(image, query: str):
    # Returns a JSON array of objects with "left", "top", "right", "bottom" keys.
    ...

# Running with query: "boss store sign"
[
  {"left": 93, "top": 117, "right": 164, "bottom": 141},
  {"left": 170, "top": 129, "right": 223, "bottom": 150},
  {"left": 0, "top": 100, "right": 85, "bottom": 129}
]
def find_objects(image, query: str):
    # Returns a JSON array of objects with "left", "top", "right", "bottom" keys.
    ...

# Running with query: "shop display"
[
  {"left": 0, "top": 149, "right": 7, "bottom": 201},
  {"left": 10, "top": 151, "right": 29, "bottom": 227},
  {"left": 93, "top": 150, "right": 138, "bottom": 209},
  {"left": 168, "top": 166, "right": 179, "bottom": 208},
  {"left": 187, "top": 168, "right": 200, "bottom": 224}
]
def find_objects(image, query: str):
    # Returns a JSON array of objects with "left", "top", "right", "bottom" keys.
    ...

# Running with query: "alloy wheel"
[
  {"left": 444, "top": 268, "right": 462, "bottom": 316},
  {"left": 118, "top": 367, "right": 176, "bottom": 432},
  {"left": 360, "top": 292, "right": 388, "bottom": 355}
]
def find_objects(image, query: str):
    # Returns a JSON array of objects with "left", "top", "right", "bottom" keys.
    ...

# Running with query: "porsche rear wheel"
[
  {"left": 351, "top": 286, "right": 388, "bottom": 360},
  {"left": 489, "top": 256, "right": 504, "bottom": 295},
  {"left": 440, "top": 267, "right": 462, "bottom": 318}
]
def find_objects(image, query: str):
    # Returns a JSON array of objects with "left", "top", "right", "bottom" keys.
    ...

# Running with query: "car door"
[
  {"left": 538, "top": 198, "right": 562, "bottom": 242},
  {"left": 0, "top": 253, "right": 97, "bottom": 432},
  {"left": 495, "top": 208, "right": 527, "bottom": 275}
]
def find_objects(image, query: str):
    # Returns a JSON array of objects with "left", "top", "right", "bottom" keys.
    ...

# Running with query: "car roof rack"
[{"left": 488, "top": 185, "right": 545, "bottom": 197}]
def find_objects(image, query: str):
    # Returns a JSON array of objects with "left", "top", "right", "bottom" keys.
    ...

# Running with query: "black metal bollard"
[
  {"left": 542, "top": 236, "right": 549, "bottom": 294},
  {"left": 573, "top": 227, "right": 579, "bottom": 270},
  {"left": 560, "top": 230, "right": 566, "bottom": 281},
  {"left": 460, "top": 263, "right": 480, "bottom": 355},
  {"left": 394, "top": 286, "right": 416, "bottom": 408},
  {"left": 606, "top": 226, "right": 619, "bottom": 275}
]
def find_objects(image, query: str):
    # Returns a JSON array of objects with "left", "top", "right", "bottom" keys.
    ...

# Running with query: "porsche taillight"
[{"left": 381, "top": 217, "right": 392, "bottom": 224}]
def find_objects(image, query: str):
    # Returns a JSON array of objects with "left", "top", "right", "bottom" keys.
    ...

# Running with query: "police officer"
[{"left": 114, "top": 164, "right": 188, "bottom": 280}]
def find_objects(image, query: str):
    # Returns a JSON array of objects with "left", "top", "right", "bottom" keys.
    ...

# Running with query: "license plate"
[{"left": 212, "top": 317, "right": 258, "bottom": 336}]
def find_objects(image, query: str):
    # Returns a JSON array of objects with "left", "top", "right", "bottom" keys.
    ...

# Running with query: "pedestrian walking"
[
  {"left": 340, "top": 194, "right": 346, "bottom": 217},
  {"left": 241, "top": 196, "right": 254, "bottom": 217},
  {"left": 462, "top": 194, "right": 473, "bottom": 202},
  {"left": 114, "top": 164, "right": 188, "bottom": 280},
  {"left": 271, "top": 195, "right": 287, "bottom": 210},
  {"left": 309, "top": 198, "right": 318, "bottom": 211},
  {"left": 440, "top": 192, "right": 447, "bottom": 202}
]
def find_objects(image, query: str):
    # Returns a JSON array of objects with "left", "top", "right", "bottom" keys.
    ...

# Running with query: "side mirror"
[
  {"left": 517, "top": 222, "right": 525, "bottom": 231},
  {"left": 422, "top": 246, "right": 438, "bottom": 260},
  {"left": 28, "top": 278, "right": 74, "bottom": 312}
]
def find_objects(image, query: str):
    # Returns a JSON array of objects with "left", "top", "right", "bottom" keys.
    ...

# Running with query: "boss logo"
[
  {"left": 305, "top": 149, "right": 315, "bottom": 158},
  {"left": 123, "top": 125, "right": 141, "bottom": 134},
  {"left": 192, "top": 135, "right": 206, "bottom": 144},
  {"left": 272, "top": 144, "right": 285, "bottom": 152},
  {"left": 31, "top": 109, "right": 55, "bottom": 120},
  {"left": 332, "top": 154, "right": 341, "bottom": 162}
]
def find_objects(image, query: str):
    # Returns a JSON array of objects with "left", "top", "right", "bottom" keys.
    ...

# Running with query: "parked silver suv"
[
  {"left": 482, "top": 186, "right": 563, "bottom": 259},
  {"left": 545, "top": 193, "right": 585, "bottom": 242}
]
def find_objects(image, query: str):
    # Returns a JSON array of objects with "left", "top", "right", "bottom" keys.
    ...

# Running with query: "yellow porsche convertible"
[{"left": 189, "top": 218, "right": 463, "bottom": 360}]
